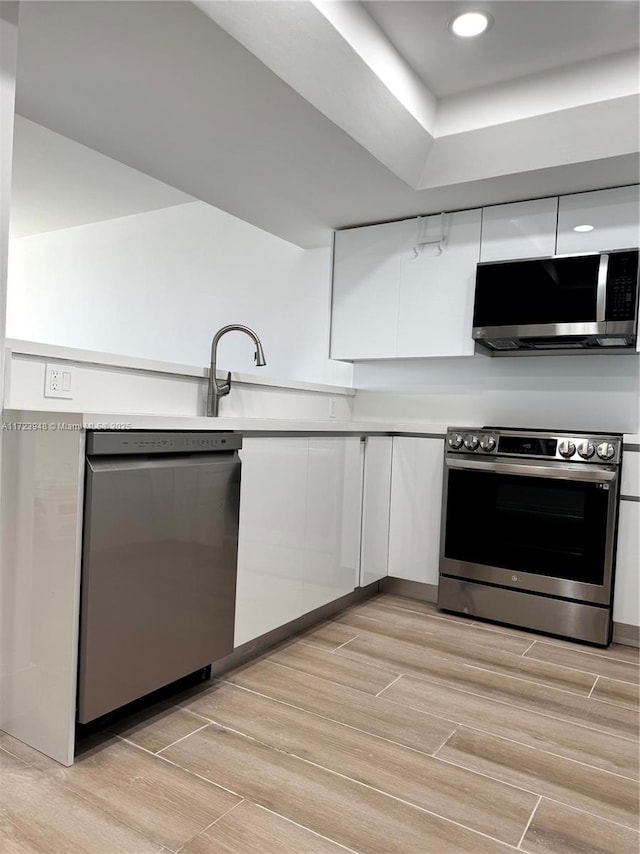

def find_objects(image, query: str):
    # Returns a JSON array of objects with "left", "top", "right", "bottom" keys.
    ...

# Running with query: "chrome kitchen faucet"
[{"left": 207, "top": 325, "right": 266, "bottom": 416}]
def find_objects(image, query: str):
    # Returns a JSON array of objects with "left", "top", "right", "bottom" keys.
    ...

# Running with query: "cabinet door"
[
  {"left": 388, "top": 437, "right": 444, "bottom": 585},
  {"left": 330, "top": 219, "right": 412, "bottom": 360},
  {"left": 396, "top": 209, "right": 481, "bottom": 357},
  {"left": 359, "top": 436, "right": 392, "bottom": 586},
  {"left": 613, "top": 500, "right": 639, "bottom": 629},
  {"left": 234, "top": 438, "right": 308, "bottom": 646},
  {"left": 303, "top": 438, "right": 362, "bottom": 613},
  {"left": 480, "top": 198, "right": 558, "bottom": 261},
  {"left": 556, "top": 186, "right": 640, "bottom": 254}
]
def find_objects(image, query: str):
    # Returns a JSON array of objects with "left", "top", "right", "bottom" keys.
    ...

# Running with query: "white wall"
[
  {"left": 353, "top": 355, "right": 640, "bottom": 434},
  {"left": 1, "top": 2, "right": 18, "bottom": 409},
  {"left": 7, "top": 200, "right": 352, "bottom": 387}
]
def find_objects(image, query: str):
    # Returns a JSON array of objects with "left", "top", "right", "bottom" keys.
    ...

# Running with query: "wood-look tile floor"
[{"left": 2, "top": 595, "right": 639, "bottom": 853}]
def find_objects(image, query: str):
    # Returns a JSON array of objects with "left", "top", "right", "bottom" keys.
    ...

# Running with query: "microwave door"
[{"left": 473, "top": 255, "right": 602, "bottom": 331}]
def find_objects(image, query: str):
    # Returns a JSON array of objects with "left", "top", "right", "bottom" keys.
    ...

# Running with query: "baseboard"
[
  {"left": 612, "top": 621, "right": 640, "bottom": 648},
  {"left": 211, "top": 581, "right": 381, "bottom": 678},
  {"left": 380, "top": 577, "right": 438, "bottom": 603},
  {"left": 381, "top": 577, "right": 639, "bottom": 649}
]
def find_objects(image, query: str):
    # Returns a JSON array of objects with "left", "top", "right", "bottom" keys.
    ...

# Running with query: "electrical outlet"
[{"left": 45, "top": 363, "right": 74, "bottom": 399}]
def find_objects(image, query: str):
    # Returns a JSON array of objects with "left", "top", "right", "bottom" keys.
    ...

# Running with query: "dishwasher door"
[{"left": 78, "top": 451, "right": 240, "bottom": 723}]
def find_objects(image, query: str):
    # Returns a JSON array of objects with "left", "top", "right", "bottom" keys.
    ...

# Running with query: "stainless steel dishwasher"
[{"left": 77, "top": 431, "right": 241, "bottom": 724}]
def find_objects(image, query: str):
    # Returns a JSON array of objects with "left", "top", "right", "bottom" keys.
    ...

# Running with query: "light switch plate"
[{"left": 45, "top": 363, "right": 74, "bottom": 399}]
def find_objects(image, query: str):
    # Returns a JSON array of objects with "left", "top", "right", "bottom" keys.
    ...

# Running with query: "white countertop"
[
  {"left": 3, "top": 409, "right": 637, "bottom": 443},
  {"left": 2, "top": 409, "right": 451, "bottom": 436}
]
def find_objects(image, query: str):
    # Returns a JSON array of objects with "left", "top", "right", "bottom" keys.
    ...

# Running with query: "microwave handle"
[
  {"left": 446, "top": 456, "right": 617, "bottom": 484},
  {"left": 596, "top": 254, "right": 609, "bottom": 322}
]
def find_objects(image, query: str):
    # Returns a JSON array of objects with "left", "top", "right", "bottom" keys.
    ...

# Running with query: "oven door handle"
[{"left": 446, "top": 456, "right": 618, "bottom": 483}]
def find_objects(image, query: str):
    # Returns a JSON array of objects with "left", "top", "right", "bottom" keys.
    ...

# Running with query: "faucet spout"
[{"left": 207, "top": 325, "right": 267, "bottom": 417}]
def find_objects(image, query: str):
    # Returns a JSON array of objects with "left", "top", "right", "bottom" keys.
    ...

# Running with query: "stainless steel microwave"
[{"left": 472, "top": 249, "right": 639, "bottom": 354}]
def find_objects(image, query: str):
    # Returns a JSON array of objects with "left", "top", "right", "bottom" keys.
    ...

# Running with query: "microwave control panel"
[{"left": 606, "top": 251, "right": 639, "bottom": 322}]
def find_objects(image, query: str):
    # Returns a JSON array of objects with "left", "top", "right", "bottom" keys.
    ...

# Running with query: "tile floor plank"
[
  {"left": 180, "top": 679, "right": 537, "bottom": 846},
  {"left": 224, "top": 659, "right": 457, "bottom": 754},
  {"left": 108, "top": 700, "right": 209, "bottom": 753},
  {"left": 373, "top": 594, "right": 461, "bottom": 621},
  {"left": 520, "top": 798, "right": 640, "bottom": 854},
  {"left": 295, "top": 621, "right": 359, "bottom": 652},
  {"left": 266, "top": 640, "right": 400, "bottom": 695},
  {"left": 47, "top": 735, "right": 241, "bottom": 851},
  {"left": 436, "top": 726, "right": 640, "bottom": 830},
  {"left": 380, "top": 675, "right": 639, "bottom": 779},
  {"left": 336, "top": 633, "right": 637, "bottom": 740},
  {"left": 525, "top": 641, "right": 640, "bottom": 684},
  {"left": 0, "top": 747, "right": 29, "bottom": 772},
  {"left": 163, "top": 723, "right": 517, "bottom": 854},
  {"left": 591, "top": 676, "right": 640, "bottom": 711},
  {"left": 180, "top": 800, "right": 354, "bottom": 854},
  {"left": 342, "top": 600, "right": 533, "bottom": 655},
  {"left": 333, "top": 629, "right": 597, "bottom": 699},
  {"left": 5, "top": 593, "right": 637, "bottom": 853},
  {"left": 372, "top": 595, "right": 639, "bottom": 665},
  {"left": 1, "top": 766, "right": 165, "bottom": 854}
]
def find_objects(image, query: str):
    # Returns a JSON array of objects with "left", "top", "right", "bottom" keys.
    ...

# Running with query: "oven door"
[{"left": 440, "top": 456, "right": 619, "bottom": 605}]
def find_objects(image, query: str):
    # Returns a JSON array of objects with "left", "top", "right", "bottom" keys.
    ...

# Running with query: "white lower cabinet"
[
  {"left": 359, "top": 436, "right": 393, "bottom": 586},
  {"left": 388, "top": 436, "right": 444, "bottom": 585},
  {"left": 234, "top": 436, "right": 363, "bottom": 647},
  {"left": 303, "top": 438, "right": 363, "bottom": 613},
  {"left": 234, "top": 438, "right": 308, "bottom": 646},
  {"left": 613, "top": 500, "right": 640, "bottom": 629}
]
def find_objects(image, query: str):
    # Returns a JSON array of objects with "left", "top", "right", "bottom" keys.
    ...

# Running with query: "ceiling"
[
  {"left": 363, "top": 1, "right": 639, "bottom": 96},
  {"left": 11, "top": 1, "right": 640, "bottom": 248}
]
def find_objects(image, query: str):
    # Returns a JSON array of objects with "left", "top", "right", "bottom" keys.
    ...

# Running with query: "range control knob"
[
  {"left": 480, "top": 436, "right": 496, "bottom": 452},
  {"left": 558, "top": 440, "right": 576, "bottom": 459},
  {"left": 577, "top": 441, "right": 595, "bottom": 460},
  {"left": 448, "top": 433, "right": 463, "bottom": 449},
  {"left": 464, "top": 435, "right": 479, "bottom": 451},
  {"left": 596, "top": 442, "right": 615, "bottom": 460}
]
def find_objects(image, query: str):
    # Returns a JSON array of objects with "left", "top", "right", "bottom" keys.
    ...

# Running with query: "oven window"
[{"left": 444, "top": 469, "right": 610, "bottom": 584}]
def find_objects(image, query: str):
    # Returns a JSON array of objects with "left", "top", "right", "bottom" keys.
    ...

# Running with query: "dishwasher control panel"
[{"left": 86, "top": 431, "right": 242, "bottom": 456}]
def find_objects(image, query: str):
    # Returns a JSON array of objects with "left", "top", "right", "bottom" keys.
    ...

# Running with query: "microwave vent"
[
  {"left": 595, "top": 337, "right": 631, "bottom": 347},
  {"left": 487, "top": 339, "right": 519, "bottom": 350}
]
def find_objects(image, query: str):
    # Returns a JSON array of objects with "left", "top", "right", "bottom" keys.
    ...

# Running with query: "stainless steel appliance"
[
  {"left": 78, "top": 431, "right": 242, "bottom": 723},
  {"left": 473, "top": 249, "right": 638, "bottom": 353},
  {"left": 438, "top": 427, "right": 623, "bottom": 645}
]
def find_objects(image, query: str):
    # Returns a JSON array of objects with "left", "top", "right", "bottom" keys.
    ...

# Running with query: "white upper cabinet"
[
  {"left": 480, "top": 198, "right": 558, "bottom": 262},
  {"left": 396, "top": 209, "right": 481, "bottom": 358},
  {"left": 330, "top": 219, "right": 413, "bottom": 360},
  {"left": 556, "top": 186, "right": 640, "bottom": 254}
]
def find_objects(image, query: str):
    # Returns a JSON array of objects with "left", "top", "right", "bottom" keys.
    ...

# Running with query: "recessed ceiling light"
[
  {"left": 449, "top": 11, "right": 492, "bottom": 38},
  {"left": 573, "top": 224, "right": 594, "bottom": 232}
]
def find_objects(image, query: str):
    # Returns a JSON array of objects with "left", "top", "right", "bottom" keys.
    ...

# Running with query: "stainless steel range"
[{"left": 438, "top": 427, "right": 623, "bottom": 646}]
